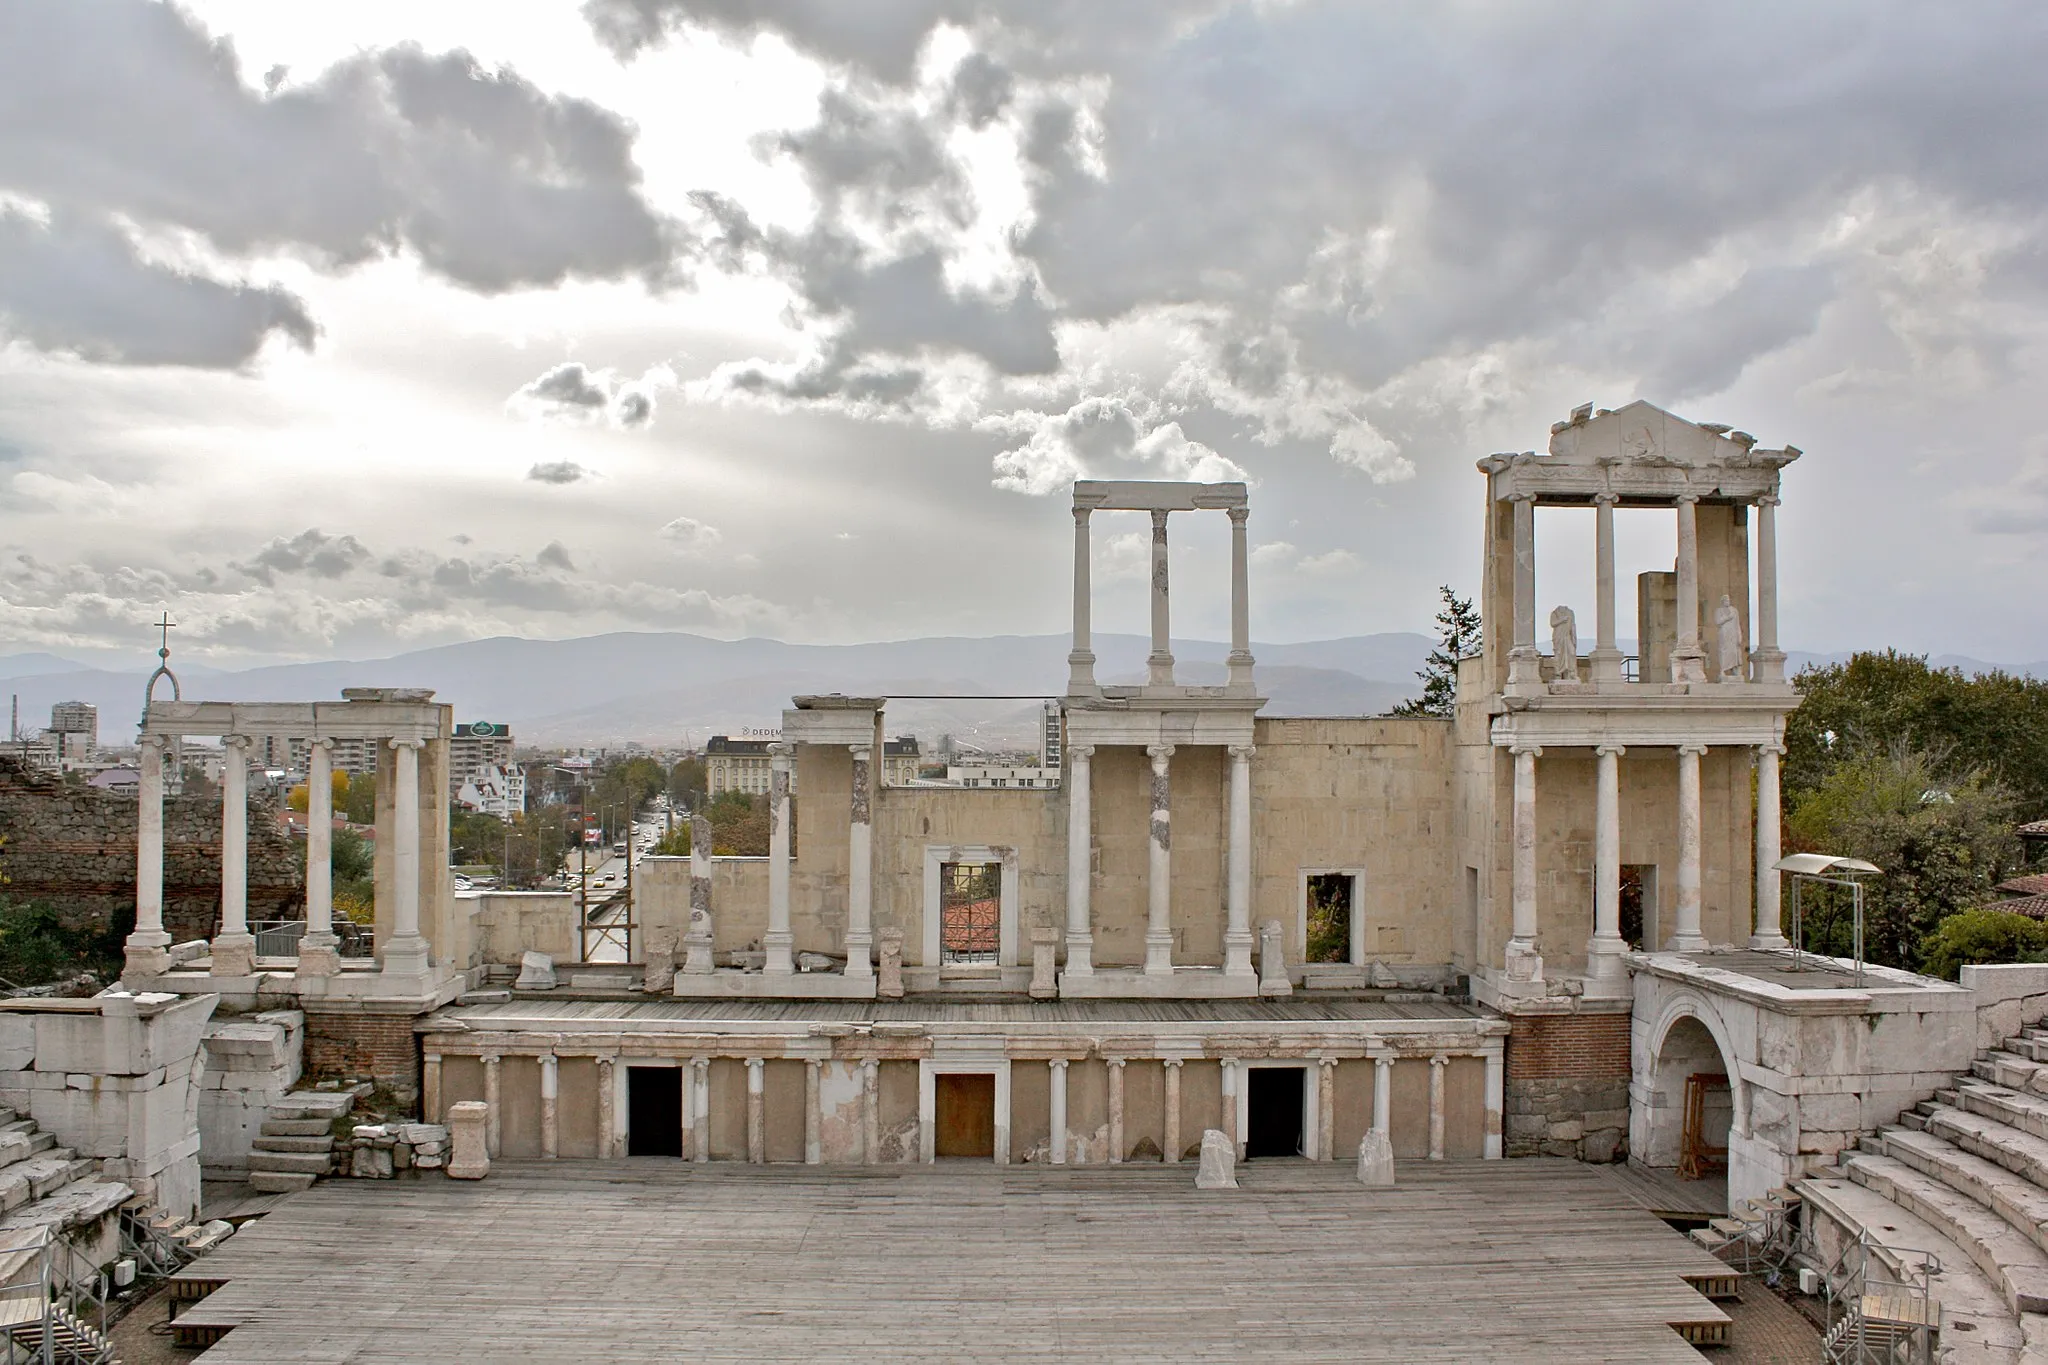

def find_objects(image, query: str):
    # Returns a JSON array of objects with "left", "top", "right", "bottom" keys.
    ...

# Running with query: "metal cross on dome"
[{"left": 154, "top": 613, "right": 176, "bottom": 659}]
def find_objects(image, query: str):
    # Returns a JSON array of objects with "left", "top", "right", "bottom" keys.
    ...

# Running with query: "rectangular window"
[
  {"left": 939, "top": 862, "right": 1001, "bottom": 964},
  {"left": 1305, "top": 873, "right": 1354, "bottom": 964},
  {"left": 1621, "top": 864, "right": 1658, "bottom": 949}
]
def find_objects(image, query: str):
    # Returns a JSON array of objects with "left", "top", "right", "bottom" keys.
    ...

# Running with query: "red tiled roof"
[
  {"left": 1988, "top": 895, "right": 2048, "bottom": 920},
  {"left": 1997, "top": 874, "right": 2048, "bottom": 897},
  {"left": 2020, "top": 820, "right": 2048, "bottom": 837}
]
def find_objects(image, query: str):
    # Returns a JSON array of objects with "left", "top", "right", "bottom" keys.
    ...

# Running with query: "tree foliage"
[
  {"left": 1393, "top": 586, "right": 1482, "bottom": 718},
  {"left": 1918, "top": 909, "right": 2048, "bottom": 981}
]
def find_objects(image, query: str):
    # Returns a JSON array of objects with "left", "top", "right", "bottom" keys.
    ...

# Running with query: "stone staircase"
[
  {"left": 0, "top": 1108, "right": 130, "bottom": 1248},
  {"left": 1797, "top": 1023, "right": 2048, "bottom": 1363},
  {"left": 247, "top": 1090, "right": 356, "bottom": 1194}
]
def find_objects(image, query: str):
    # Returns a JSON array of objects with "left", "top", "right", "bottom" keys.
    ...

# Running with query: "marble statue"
[
  {"left": 1714, "top": 594, "right": 1745, "bottom": 681},
  {"left": 1548, "top": 605, "right": 1579, "bottom": 682}
]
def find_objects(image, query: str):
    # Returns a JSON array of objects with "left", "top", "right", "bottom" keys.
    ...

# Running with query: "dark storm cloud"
[{"left": 0, "top": 0, "right": 688, "bottom": 366}]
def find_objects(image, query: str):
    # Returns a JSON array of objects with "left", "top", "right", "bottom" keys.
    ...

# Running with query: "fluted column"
[
  {"left": 1505, "top": 744, "right": 1543, "bottom": 982},
  {"left": 693, "top": 1057, "right": 712, "bottom": 1162},
  {"left": 123, "top": 735, "right": 171, "bottom": 981},
  {"left": 1428, "top": 1053, "right": 1448, "bottom": 1161},
  {"left": 483, "top": 1053, "right": 502, "bottom": 1157},
  {"left": 1064, "top": 744, "right": 1094, "bottom": 976},
  {"left": 211, "top": 736, "right": 256, "bottom": 977},
  {"left": 1668, "top": 743, "right": 1708, "bottom": 950},
  {"left": 1069, "top": 506, "right": 1097, "bottom": 693},
  {"left": 1221, "top": 1057, "right": 1241, "bottom": 1158},
  {"left": 1587, "top": 743, "right": 1628, "bottom": 983},
  {"left": 1673, "top": 495, "right": 1705, "bottom": 683},
  {"left": 1145, "top": 744, "right": 1175, "bottom": 975},
  {"left": 540, "top": 1054, "right": 559, "bottom": 1159},
  {"left": 805, "top": 1060, "right": 822, "bottom": 1165},
  {"left": 1107, "top": 1059, "right": 1126, "bottom": 1163},
  {"left": 1754, "top": 495, "right": 1785, "bottom": 683},
  {"left": 1752, "top": 742, "right": 1788, "bottom": 948},
  {"left": 846, "top": 745, "right": 873, "bottom": 979},
  {"left": 1224, "top": 744, "right": 1255, "bottom": 979},
  {"left": 1316, "top": 1058, "right": 1337, "bottom": 1161},
  {"left": 382, "top": 738, "right": 431, "bottom": 976},
  {"left": 746, "top": 1058, "right": 766, "bottom": 1163},
  {"left": 1163, "top": 1059, "right": 1183, "bottom": 1163},
  {"left": 1507, "top": 494, "right": 1541, "bottom": 686},
  {"left": 1147, "top": 509, "right": 1174, "bottom": 687},
  {"left": 1591, "top": 493, "right": 1624, "bottom": 683},
  {"left": 1049, "top": 1058, "right": 1069, "bottom": 1165},
  {"left": 1226, "top": 504, "right": 1254, "bottom": 692},
  {"left": 597, "top": 1055, "right": 616, "bottom": 1158},
  {"left": 298, "top": 738, "right": 341, "bottom": 978},
  {"left": 1372, "top": 1055, "right": 1393, "bottom": 1136},
  {"left": 765, "top": 744, "right": 795, "bottom": 975},
  {"left": 1483, "top": 1050, "right": 1504, "bottom": 1159}
]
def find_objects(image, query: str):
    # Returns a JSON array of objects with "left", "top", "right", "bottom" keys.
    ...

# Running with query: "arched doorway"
[{"left": 1643, "top": 1014, "right": 1737, "bottom": 1199}]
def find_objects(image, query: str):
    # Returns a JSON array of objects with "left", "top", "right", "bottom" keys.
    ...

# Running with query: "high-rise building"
[
  {"left": 48, "top": 701, "right": 96, "bottom": 762},
  {"left": 1041, "top": 701, "right": 1062, "bottom": 769},
  {"left": 449, "top": 722, "right": 513, "bottom": 788}
]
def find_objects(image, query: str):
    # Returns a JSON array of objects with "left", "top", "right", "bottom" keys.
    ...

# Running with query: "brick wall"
[
  {"left": 1504, "top": 1010, "right": 1632, "bottom": 1162},
  {"left": 302, "top": 1008, "right": 423, "bottom": 1109},
  {"left": 0, "top": 755, "right": 304, "bottom": 941}
]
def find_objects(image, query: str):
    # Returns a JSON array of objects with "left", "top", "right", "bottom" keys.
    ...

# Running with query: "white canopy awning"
[{"left": 1774, "top": 853, "right": 1882, "bottom": 876}]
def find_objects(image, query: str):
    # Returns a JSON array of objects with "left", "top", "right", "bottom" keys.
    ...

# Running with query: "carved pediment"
[{"left": 1545, "top": 400, "right": 1795, "bottom": 470}]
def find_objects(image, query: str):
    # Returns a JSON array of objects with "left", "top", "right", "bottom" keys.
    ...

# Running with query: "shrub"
[{"left": 1918, "top": 909, "right": 2048, "bottom": 981}]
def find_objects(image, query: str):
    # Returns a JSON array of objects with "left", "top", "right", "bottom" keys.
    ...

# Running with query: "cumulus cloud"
[
  {"left": 526, "top": 460, "right": 591, "bottom": 485},
  {"left": 509, "top": 361, "right": 667, "bottom": 428},
  {"left": 986, "top": 394, "right": 1246, "bottom": 495},
  {"left": 659, "top": 516, "right": 724, "bottom": 553},
  {"left": 230, "top": 530, "right": 373, "bottom": 586}
]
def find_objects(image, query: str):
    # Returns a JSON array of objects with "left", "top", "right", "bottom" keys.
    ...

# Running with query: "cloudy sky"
[{"left": 2, "top": 1, "right": 2045, "bottom": 670}]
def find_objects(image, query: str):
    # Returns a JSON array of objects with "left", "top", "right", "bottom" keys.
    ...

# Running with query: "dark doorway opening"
[
  {"left": 1245, "top": 1067, "right": 1305, "bottom": 1158},
  {"left": 626, "top": 1067, "right": 682, "bottom": 1157},
  {"left": 1305, "top": 874, "right": 1353, "bottom": 964},
  {"left": 1620, "top": 864, "right": 1656, "bottom": 949},
  {"left": 935, "top": 1073, "right": 997, "bottom": 1158}
]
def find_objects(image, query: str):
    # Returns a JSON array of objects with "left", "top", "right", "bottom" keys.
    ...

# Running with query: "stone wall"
[
  {"left": 303, "top": 1004, "right": 423, "bottom": 1106},
  {"left": 0, "top": 755, "right": 304, "bottom": 942},
  {"left": 199, "top": 1010, "right": 303, "bottom": 1177},
  {"left": 1503, "top": 1007, "right": 1632, "bottom": 1161}
]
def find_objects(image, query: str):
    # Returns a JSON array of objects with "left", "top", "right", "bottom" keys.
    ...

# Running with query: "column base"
[
  {"left": 1507, "top": 647, "right": 1543, "bottom": 687},
  {"left": 1584, "top": 934, "right": 1630, "bottom": 976},
  {"left": 1748, "top": 932, "right": 1789, "bottom": 950},
  {"left": 295, "top": 933, "right": 342, "bottom": 980},
  {"left": 843, "top": 930, "right": 873, "bottom": 980},
  {"left": 1222, "top": 932, "right": 1256, "bottom": 979},
  {"left": 122, "top": 932, "right": 172, "bottom": 985},
  {"left": 682, "top": 935, "right": 715, "bottom": 974},
  {"left": 762, "top": 932, "right": 795, "bottom": 976},
  {"left": 209, "top": 933, "right": 256, "bottom": 978},
  {"left": 1671, "top": 648, "right": 1708, "bottom": 684},
  {"left": 1226, "top": 654, "right": 1255, "bottom": 693},
  {"left": 1146, "top": 657, "right": 1175, "bottom": 687},
  {"left": 1751, "top": 649, "right": 1788, "bottom": 684},
  {"left": 1663, "top": 932, "right": 1709, "bottom": 952},
  {"left": 1503, "top": 938, "right": 1544, "bottom": 984},
  {"left": 1064, "top": 934, "right": 1094, "bottom": 976},
  {"left": 379, "top": 932, "right": 432, "bottom": 977},
  {"left": 1589, "top": 647, "right": 1625, "bottom": 684},
  {"left": 1067, "top": 651, "right": 1097, "bottom": 695},
  {"left": 1143, "top": 933, "right": 1174, "bottom": 975}
]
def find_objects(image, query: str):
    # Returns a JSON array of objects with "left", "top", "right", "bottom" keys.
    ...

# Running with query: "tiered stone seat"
[
  {"left": 0, "top": 1107, "right": 131, "bottom": 1243},
  {"left": 247, "top": 1090, "right": 353, "bottom": 1193}
]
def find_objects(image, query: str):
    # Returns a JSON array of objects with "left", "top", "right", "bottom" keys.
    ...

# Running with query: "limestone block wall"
[
  {"left": 198, "top": 1009, "right": 303, "bottom": 1177},
  {"left": 870, "top": 787, "right": 1064, "bottom": 967},
  {"left": 0, "top": 992, "right": 216, "bottom": 1218},
  {"left": 0, "top": 755, "right": 303, "bottom": 942},
  {"left": 465, "top": 891, "right": 577, "bottom": 967}
]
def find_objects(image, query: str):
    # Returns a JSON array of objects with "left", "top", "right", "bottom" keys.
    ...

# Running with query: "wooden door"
[{"left": 934, "top": 1073, "right": 996, "bottom": 1158}]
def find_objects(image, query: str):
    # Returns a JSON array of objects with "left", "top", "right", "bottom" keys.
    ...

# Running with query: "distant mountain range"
[{"left": 0, "top": 634, "right": 2041, "bottom": 750}]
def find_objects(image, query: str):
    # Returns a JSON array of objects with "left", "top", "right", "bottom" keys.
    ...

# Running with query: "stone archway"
[{"left": 1633, "top": 998, "right": 1745, "bottom": 1204}]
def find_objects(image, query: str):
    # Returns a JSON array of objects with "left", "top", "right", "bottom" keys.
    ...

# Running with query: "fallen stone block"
[
  {"left": 515, "top": 952, "right": 556, "bottom": 990},
  {"left": 1196, "top": 1129, "right": 1237, "bottom": 1190},
  {"left": 1356, "top": 1129, "right": 1395, "bottom": 1188}
]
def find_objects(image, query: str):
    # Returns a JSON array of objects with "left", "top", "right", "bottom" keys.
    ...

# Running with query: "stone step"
[
  {"left": 1875, "top": 1128, "right": 2048, "bottom": 1263},
  {"left": 1923, "top": 1104, "right": 2048, "bottom": 1194},
  {"left": 268, "top": 1091, "right": 356, "bottom": 1123},
  {"left": 248, "top": 1171, "right": 317, "bottom": 1194},
  {"left": 1845, "top": 1149, "right": 2048, "bottom": 1317},
  {"left": 0, "top": 1152, "right": 83, "bottom": 1213},
  {"left": 1975, "top": 1051, "right": 2048, "bottom": 1094},
  {"left": 252, "top": 1134, "right": 333, "bottom": 1156},
  {"left": 261, "top": 1118, "right": 332, "bottom": 1138},
  {"left": 0, "top": 1180, "right": 133, "bottom": 1238},
  {"left": 248, "top": 1150, "right": 331, "bottom": 1176},
  {"left": 0, "top": 1127, "right": 54, "bottom": 1169},
  {"left": 1797, "top": 1170, "right": 2025, "bottom": 1364},
  {"left": 2012, "top": 1032, "right": 2048, "bottom": 1064},
  {"left": 1958, "top": 1082, "right": 2048, "bottom": 1146}
]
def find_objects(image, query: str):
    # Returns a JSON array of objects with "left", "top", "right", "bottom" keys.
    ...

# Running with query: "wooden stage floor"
[{"left": 172, "top": 1158, "right": 1733, "bottom": 1363}]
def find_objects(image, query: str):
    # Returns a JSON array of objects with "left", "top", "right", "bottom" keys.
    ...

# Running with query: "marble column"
[
  {"left": 804, "top": 1060, "right": 822, "bottom": 1165},
  {"left": 1507, "top": 494, "right": 1541, "bottom": 686},
  {"left": 860, "top": 1059, "right": 879, "bottom": 1165},
  {"left": 1163, "top": 1059, "right": 1183, "bottom": 1163},
  {"left": 1145, "top": 744, "right": 1175, "bottom": 976},
  {"left": 211, "top": 735, "right": 256, "bottom": 977},
  {"left": 1226, "top": 505, "right": 1254, "bottom": 692},
  {"left": 1591, "top": 493, "right": 1624, "bottom": 683},
  {"left": 746, "top": 1058, "right": 766, "bottom": 1164},
  {"left": 1069, "top": 506, "right": 1097, "bottom": 693},
  {"left": 1505, "top": 744, "right": 1543, "bottom": 982},
  {"left": 1316, "top": 1059, "right": 1337, "bottom": 1161},
  {"left": 1372, "top": 1055, "right": 1393, "bottom": 1136},
  {"left": 298, "top": 738, "right": 341, "bottom": 978},
  {"left": 382, "top": 738, "right": 431, "bottom": 976},
  {"left": 1752, "top": 743, "right": 1788, "bottom": 948},
  {"left": 1224, "top": 745, "right": 1255, "bottom": 979},
  {"left": 483, "top": 1053, "right": 502, "bottom": 1158},
  {"left": 1753, "top": 495, "right": 1785, "bottom": 683},
  {"left": 1147, "top": 509, "right": 1175, "bottom": 687},
  {"left": 124, "top": 735, "right": 171, "bottom": 981},
  {"left": 846, "top": 746, "right": 873, "bottom": 979},
  {"left": 1049, "top": 1058, "right": 1070, "bottom": 1165},
  {"left": 1107, "top": 1059, "right": 1125, "bottom": 1164},
  {"left": 1221, "top": 1057, "right": 1241, "bottom": 1158},
  {"left": 422, "top": 1051, "right": 443, "bottom": 1125},
  {"left": 1587, "top": 743, "right": 1628, "bottom": 983},
  {"left": 1428, "top": 1054, "right": 1447, "bottom": 1161},
  {"left": 1668, "top": 743, "right": 1709, "bottom": 950},
  {"left": 539, "top": 1054, "right": 559, "bottom": 1159},
  {"left": 693, "top": 1057, "right": 712, "bottom": 1162},
  {"left": 1483, "top": 1051, "right": 1504, "bottom": 1160},
  {"left": 765, "top": 744, "right": 795, "bottom": 976},
  {"left": 1673, "top": 495, "right": 1705, "bottom": 683},
  {"left": 1064, "top": 745, "right": 1095, "bottom": 976},
  {"left": 597, "top": 1056, "right": 616, "bottom": 1158}
]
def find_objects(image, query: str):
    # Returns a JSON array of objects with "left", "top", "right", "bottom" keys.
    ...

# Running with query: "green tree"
[
  {"left": 668, "top": 756, "right": 706, "bottom": 810},
  {"left": 330, "top": 827, "right": 375, "bottom": 923},
  {"left": 1393, "top": 586, "right": 1482, "bottom": 718},
  {"left": 341, "top": 771, "right": 377, "bottom": 825},
  {"left": 1918, "top": 909, "right": 2048, "bottom": 981},
  {"left": 704, "top": 790, "right": 770, "bottom": 856},
  {"left": 652, "top": 824, "right": 691, "bottom": 857}
]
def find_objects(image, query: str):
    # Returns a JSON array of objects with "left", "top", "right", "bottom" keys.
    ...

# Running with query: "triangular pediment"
[{"left": 1545, "top": 400, "right": 1747, "bottom": 468}]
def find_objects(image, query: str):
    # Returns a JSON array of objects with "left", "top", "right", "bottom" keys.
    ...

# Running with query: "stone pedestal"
[
  {"left": 1257, "top": 920, "right": 1291, "bottom": 997},
  {"left": 294, "top": 932, "right": 342, "bottom": 981},
  {"left": 1196, "top": 1129, "right": 1237, "bottom": 1190},
  {"left": 643, "top": 929, "right": 677, "bottom": 993},
  {"left": 446, "top": 1100, "right": 490, "bottom": 1180},
  {"left": 209, "top": 933, "right": 256, "bottom": 979},
  {"left": 1356, "top": 1129, "right": 1395, "bottom": 1188},
  {"left": 877, "top": 927, "right": 904, "bottom": 1000},
  {"left": 1029, "top": 926, "right": 1058, "bottom": 1000}
]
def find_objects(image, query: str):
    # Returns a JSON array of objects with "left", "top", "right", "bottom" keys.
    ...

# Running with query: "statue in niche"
[
  {"left": 1714, "top": 594, "right": 1746, "bottom": 681},
  {"left": 1547, "top": 605, "right": 1580, "bottom": 682}
]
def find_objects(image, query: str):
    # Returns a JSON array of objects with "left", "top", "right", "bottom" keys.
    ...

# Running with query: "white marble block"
[
  {"left": 446, "top": 1101, "right": 490, "bottom": 1180},
  {"left": 515, "top": 951, "right": 556, "bottom": 990},
  {"left": 1196, "top": 1129, "right": 1237, "bottom": 1190},
  {"left": 1356, "top": 1129, "right": 1395, "bottom": 1188}
]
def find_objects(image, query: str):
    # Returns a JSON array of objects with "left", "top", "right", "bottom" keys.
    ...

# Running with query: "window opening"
[
  {"left": 1305, "top": 873, "right": 1353, "bottom": 964},
  {"left": 940, "top": 862, "right": 1001, "bottom": 964},
  {"left": 1620, "top": 864, "right": 1655, "bottom": 949}
]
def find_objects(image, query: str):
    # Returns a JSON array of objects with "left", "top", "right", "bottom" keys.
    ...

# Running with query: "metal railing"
[
  {"left": 1817, "top": 1228, "right": 1939, "bottom": 1364},
  {"left": 249, "top": 919, "right": 376, "bottom": 959},
  {"left": 0, "top": 1227, "right": 116, "bottom": 1365}
]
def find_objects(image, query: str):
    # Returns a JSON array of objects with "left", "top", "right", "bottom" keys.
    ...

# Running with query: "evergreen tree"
[{"left": 1393, "top": 586, "right": 1482, "bottom": 717}]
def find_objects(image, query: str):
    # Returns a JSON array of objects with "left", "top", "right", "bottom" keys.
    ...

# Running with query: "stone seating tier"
[{"left": 0, "top": 1106, "right": 134, "bottom": 1246}]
